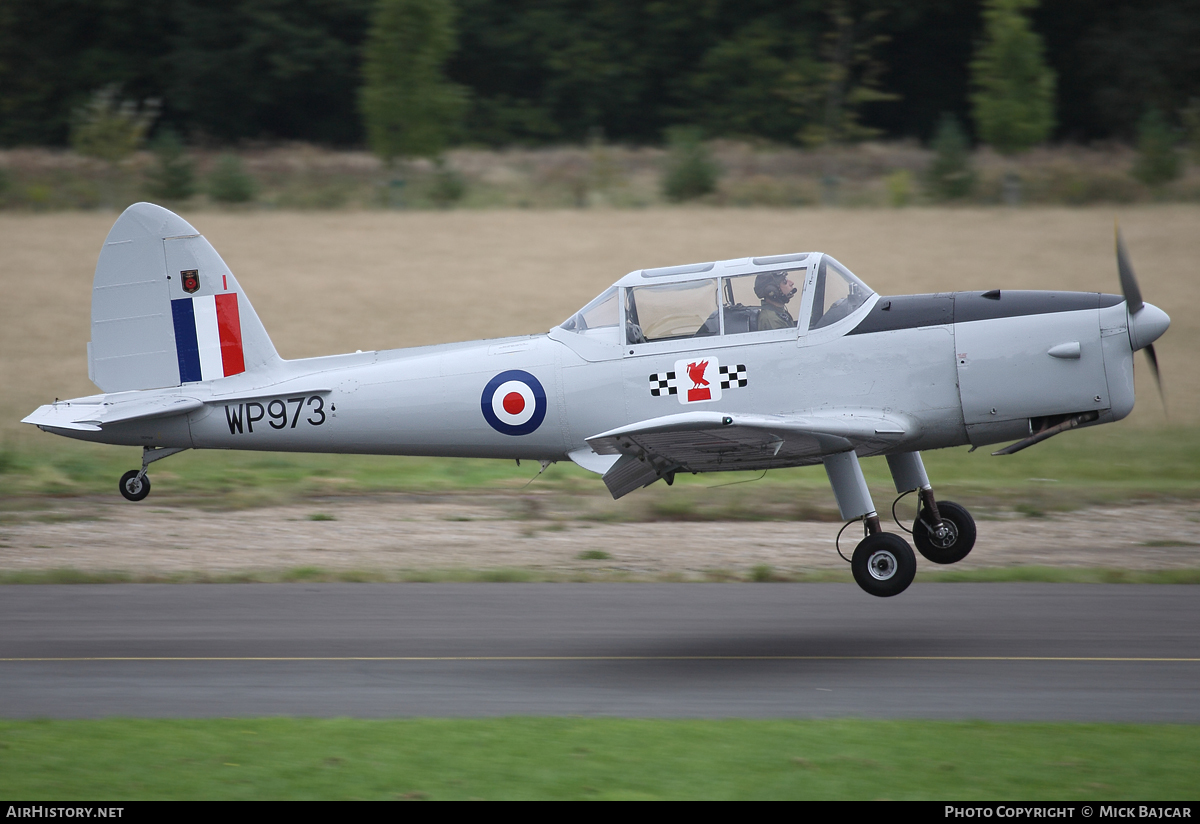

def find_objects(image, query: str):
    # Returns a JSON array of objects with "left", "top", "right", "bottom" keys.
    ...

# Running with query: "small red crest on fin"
[{"left": 181, "top": 269, "right": 200, "bottom": 294}]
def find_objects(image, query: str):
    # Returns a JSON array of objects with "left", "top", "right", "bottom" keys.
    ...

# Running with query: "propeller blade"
[
  {"left": 1115, "top": 224, "right": 1166, "bottom": 414},
  {"left": 1144, "top": 343, "right": 1167, "bottom": 412},
  {"left": 1115, "top": 223, "right": 1143, "bottom": 314}
]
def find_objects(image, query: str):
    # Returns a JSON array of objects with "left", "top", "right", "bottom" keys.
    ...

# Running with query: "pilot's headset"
[{"left": 754, "top": 271, "right": 797, "bottom": 304}]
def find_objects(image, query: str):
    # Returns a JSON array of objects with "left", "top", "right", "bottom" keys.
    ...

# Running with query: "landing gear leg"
[
  {"left": 887, "top": 451, "right": 976, "bottom": 565},
  {"left": 824, "top": 450, "right": 916, "bottom": 598},
  {"left": 118, "top": 447, "right": 188, "bottom": 502}
]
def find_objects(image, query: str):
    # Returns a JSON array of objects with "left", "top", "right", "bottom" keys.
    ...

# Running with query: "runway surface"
[{"left": 2, "top": 583, "right": 1198, "bottom": 721}]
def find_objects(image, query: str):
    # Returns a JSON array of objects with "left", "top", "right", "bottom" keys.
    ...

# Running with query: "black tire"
[
  {"left": 913, "top": 500, "right": 976, "bottom": 565},
  {"left": 119, "top": 470, "right": 151, "bottom": 502},
  {"left": 851, "top": 532, "right": 916, "bottom": 598}
]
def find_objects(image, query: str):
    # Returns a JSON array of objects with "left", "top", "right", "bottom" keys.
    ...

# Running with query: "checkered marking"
[
  {"left": 719, "top": 364, "right": 748, "bottom": 390},
  {"left": 649, "top": 371, "right": 678, "bottom": 396},
  {"left": 649, "top": 365, "right": 748, "bottom": 397}
]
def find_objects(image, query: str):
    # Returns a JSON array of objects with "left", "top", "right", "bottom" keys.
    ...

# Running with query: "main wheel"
[
  {"left": 851, "top": 532, "right": 916, "bottom": 598},
  {"left": 913, "top": 500, "right": 976, "bottom": 565},
  {"left": 119, "top": 470, "right": 151, "bottom": 502}
]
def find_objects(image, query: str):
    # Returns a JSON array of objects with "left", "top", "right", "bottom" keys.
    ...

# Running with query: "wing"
[{"left": 585, "top": 410, "right": 915, "bottom": 499}]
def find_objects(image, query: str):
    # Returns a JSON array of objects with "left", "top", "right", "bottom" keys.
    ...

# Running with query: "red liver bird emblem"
[{"left": 686, "top": 360, "right": 712, "bottom": 402}]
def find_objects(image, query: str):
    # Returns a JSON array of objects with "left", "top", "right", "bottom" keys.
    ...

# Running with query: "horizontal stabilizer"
[
  {"left": 23, "top": 382, "right": 338, "bottom": 434},
  {"left": 23, "top": 395, "right": 203, "bottom": 432},
  {"left": 209, "top": 384, "right": 332, "bottom": 402}
]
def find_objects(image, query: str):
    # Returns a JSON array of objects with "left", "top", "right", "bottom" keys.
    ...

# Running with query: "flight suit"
[{"left": 756, "top": 302, "right": 795, "bottom": 331}]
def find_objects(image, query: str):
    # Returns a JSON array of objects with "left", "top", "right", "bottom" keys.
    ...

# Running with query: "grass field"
[
  {"left": 4, "top": 423, "right": 1199, "bottom": 509},
  {"left": 1, "top": 718, "right": 1196, "bottom": 800},
  {"left": 4, "top": 142, "right": 1200, "bottom": 211}
]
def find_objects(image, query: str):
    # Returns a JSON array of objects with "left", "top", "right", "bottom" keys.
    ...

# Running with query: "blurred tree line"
[{"left": 1, "top": 0, "right": 1198, "bottom": 149}]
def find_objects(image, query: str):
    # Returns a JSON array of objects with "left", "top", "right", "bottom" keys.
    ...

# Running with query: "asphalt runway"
[{"left": 2, "top": 583, "right": 1198, "bottom": 721}]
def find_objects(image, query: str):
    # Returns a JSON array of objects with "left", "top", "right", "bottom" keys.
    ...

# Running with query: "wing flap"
[{"left": 602, "top": 453, "right": 676, "bottom": 499}]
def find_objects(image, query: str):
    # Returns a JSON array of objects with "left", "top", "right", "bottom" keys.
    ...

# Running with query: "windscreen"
[
  {"left": 809, "top": 257, "right": 873, "bottom": 330},
  {"left": 560, "top": 287, "right": 618, "bottom": 333}
]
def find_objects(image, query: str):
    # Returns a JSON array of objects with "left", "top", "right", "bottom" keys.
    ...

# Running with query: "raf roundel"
[{"left": 481, "top": 370, "right": 547, "bottom": 436}]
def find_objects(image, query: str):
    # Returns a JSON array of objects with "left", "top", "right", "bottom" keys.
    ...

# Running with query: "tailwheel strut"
[{"left": 118, "top": 446, "right": 188, "bottom": 502}]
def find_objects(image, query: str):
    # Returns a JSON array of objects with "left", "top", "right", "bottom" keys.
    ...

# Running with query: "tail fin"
[{"left": 89, "top": 202, "right": 280, "bottom": 392}]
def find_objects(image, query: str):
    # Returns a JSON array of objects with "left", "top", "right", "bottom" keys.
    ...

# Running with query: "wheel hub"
[
  {"left": 867, "top": 549, "right": 897, "bottom": 581},
  {"left": 927, "top": 519, "right": 959, "bottom": 550}
]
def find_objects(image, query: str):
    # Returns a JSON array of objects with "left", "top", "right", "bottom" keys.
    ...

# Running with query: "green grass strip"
[
  {"left": 3, "top": 424, "right": 1200, "bottom": 509},
  {"left": 0, "top": 718, "right": 1196, "bottom": 799}
]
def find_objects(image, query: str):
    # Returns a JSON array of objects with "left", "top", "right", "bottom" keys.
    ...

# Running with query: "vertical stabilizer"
[{"left": 90, "top": 202, "right": 280, "bottom": 392}]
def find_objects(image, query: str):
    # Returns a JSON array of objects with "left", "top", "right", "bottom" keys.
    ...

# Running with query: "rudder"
[{"left": 89, "top": 202, "right": 280, "bottom": 392}]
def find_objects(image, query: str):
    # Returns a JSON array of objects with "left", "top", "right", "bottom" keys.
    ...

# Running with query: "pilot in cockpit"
[{"left": 754, "top": 271, "right": 799, "bottom": 330}]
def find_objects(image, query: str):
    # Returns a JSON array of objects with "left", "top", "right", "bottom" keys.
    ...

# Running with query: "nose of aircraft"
[{"left": 1128, "top": 301, "right": 1170, "bottom": 351}]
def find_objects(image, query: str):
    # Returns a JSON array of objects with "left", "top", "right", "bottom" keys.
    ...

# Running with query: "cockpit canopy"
[{"left": 559, "top": 253, "right": 873, "bottom": 344}]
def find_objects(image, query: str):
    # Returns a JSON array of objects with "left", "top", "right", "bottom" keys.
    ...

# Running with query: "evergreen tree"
[
  {"left": 70, "top": 85, "right": 157, "bottom": 165},
  {"left": 1181, "top": 99, "right": 1200, "bottom": 164},
  {"left": 800, "top": 0, "right": 897, "bottom": 147},
  {"left": 1131, "top": 109, "right": 1181, "bottom": 187},
  {"left": 360, "top": 0, "right": 465, "bottom": 163},
  {"left": 684, "top": 20, "right": 818, "bottom": 144},
  {"left": 925, "top": 113, "right": 975, "bottom": 200},
  {"left": 207, "top": 154, "right": 256, "bottom": 204},
  {"left": 144, "top": 128, "right": 195, "bottom": 201},
  {"left": 970, "top": 0, "right": 1055, "bottom": 156},
  {"left": 661, "top": 127, "right": 719, "bottom": 202}
]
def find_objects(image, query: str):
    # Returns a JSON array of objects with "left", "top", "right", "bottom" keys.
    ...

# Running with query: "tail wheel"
[
  {"left": 119, "top": 470, "right": 151, "bottom": 502},
  {"left": 913, "top": 500, "right": 976, "bottom": 564},
  {"left": 851, "top": 533, "right": 916, "bottom": 598}
]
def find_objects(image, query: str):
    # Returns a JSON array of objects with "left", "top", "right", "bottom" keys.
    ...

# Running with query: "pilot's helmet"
[{"left": 754, "top": 270, "right": 797, "bottom": 303}]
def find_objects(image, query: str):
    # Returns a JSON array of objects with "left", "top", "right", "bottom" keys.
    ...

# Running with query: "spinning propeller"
[{"left": 1115, "top": 224, "right": 1169, "bottom": 411}]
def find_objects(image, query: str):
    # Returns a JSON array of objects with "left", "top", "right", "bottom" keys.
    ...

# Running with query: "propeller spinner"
[{"left": 1115, "top": 224, "right": 1169, "bottom": 408}]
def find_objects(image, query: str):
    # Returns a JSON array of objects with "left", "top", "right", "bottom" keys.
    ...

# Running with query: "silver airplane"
[{"left": 23, "top": 203, "right": 1170, "bottom": 597}]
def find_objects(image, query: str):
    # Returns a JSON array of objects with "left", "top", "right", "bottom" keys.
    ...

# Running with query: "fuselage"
[{"left": 36, "top": 285, "right": 1160, "bottom": 470}]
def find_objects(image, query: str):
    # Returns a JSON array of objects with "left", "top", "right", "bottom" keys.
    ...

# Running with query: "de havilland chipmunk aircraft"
[{"left": 24, "top": 203, "right": 1170, "bottom": 597}]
